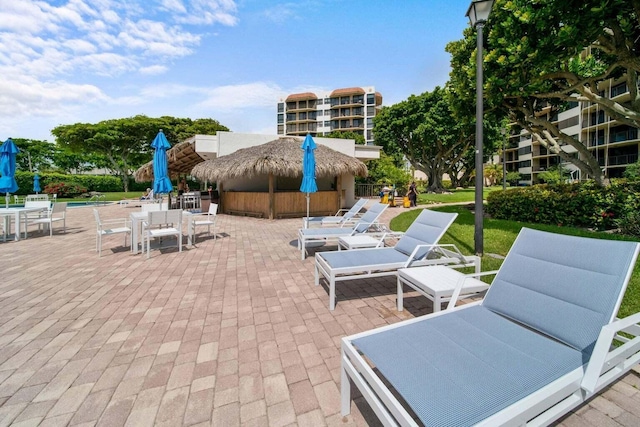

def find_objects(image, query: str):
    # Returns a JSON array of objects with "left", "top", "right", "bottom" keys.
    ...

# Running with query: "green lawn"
[
  {"left": 417, "top": 187, "right": 502, "bottom": 205},
  {"left": 56, "top": 192, "right": 143, "bottom": 202},
  {"left": 390, "top": 205, "right": 640, "bottom": 318}
]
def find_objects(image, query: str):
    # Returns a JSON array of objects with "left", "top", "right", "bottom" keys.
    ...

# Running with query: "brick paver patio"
[{"left": 0, "top": 202, "right": 638, "bottom": 426}]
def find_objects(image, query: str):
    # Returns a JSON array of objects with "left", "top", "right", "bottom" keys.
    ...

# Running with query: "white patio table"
[{"left": 0, "top": 207, "right": 48, "bottom": 241}]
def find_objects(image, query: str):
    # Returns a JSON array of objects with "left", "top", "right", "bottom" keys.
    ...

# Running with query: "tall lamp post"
[{"left": 466, "top": 0, "right": 493, "bottom": 256}]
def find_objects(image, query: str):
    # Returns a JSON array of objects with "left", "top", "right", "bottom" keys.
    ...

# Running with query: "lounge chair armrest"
[
  {"left": 346, "top": 221, "right": 379, "bottom": 232},
  {"left": 404, "top": 243, "right": 440, "bottom": 267},
  {"left": 446, "top": 270, "right": 499, "bottom": 310},
  {"left": 582, "top": 311, "right": 640, "bottom": 394},
  {"left": 335, "top": 208, "right": 349, "bottom": 216}
]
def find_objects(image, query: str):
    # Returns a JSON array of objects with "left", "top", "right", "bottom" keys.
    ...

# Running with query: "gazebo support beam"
[
  {"left": 268, "top": 174, "right": 274, "bottom": 220},
  {"left": 336, "top": 175, "right": 343, "bottom": 210}
]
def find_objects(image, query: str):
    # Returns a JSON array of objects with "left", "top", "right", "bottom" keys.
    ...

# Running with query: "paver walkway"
[{"left": 0, "top": 201, "right": 638, "bottom": 426}]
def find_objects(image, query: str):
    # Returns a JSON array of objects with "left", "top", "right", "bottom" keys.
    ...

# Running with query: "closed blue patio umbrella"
[
  {"left": 151, "top": 130, "right": 173, "bottom": 196},
  {"left": 300, "top": 134, "right": 318, "bottom": 225},
  {"left": 33, "top": 174, "right": 41, "bottom": 194},
  {"left": 0, "top": 138, "right": 19, "bottom": 208}
]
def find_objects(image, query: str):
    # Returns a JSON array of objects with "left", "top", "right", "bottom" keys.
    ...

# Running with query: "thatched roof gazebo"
[
  {"left": 191, "top": 137, "right": 367, "bottom": 182},
  {"left": 191, "top": 137, "right": 368, "bottom": 219},
  {"left": 134, "top": 140, "right": 205, "bottom": 183}
]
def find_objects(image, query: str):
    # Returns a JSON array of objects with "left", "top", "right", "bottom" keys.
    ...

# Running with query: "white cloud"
[
  {"left": 0, "top": 77, "right": 108, "bottom": 118},
  {"left": 0, "top": 0, "right": 240, "bottom": 131},
  {"left": 197, "top": 82, "right": 284, "bottom": 110},
  {"left": 161, "top": 0, "right": 187, "bottom": 14},
  {"left": 139, "top": 64, "right": 168, "bottom": 75}
]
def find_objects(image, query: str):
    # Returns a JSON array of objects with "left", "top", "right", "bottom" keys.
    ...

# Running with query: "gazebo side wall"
[{"left": 222, "top": 191, "right": 338, "bottom": 218}]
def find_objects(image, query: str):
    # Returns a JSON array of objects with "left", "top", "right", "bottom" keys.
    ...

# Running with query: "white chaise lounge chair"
[
  {"left": 303, "top": 198, "right": 368, "bottom": 228},
  {"left": 341, "top": 227, "right": 640, "bottom": 426},
  {"left": 298, "top": 202, "right": 388, "bottom": 260},
  {"left": 315, "top": 209, "right": 479, "bottom": 310}
]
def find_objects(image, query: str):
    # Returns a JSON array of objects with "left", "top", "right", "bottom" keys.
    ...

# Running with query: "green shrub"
[
  {"left": 14, "top": 171, "right": 125, "bottom": 194},
  {"left": 44, "top": 182, "right": 87, "bottom": 197},
  {"left": 486, "top": 180, "right": 640, "bottom": 230}
]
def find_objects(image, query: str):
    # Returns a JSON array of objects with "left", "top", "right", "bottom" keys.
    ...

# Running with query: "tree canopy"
[
  {"left": 448, "top": 0, "right": 640, "bottom": 186},
  {"left": 52, "top": 115, "right": 228, "bottom": 191},
  {"left": 373, "top": 86, "right": 501, "bottom": 192}
]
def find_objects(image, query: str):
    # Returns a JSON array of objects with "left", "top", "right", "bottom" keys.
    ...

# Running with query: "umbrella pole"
[
  {"left": 306, "top": 193, "right": 310, "bottom": 228},
  {"left": 5, "top": 193, "right": 8, "bottom": 209}
]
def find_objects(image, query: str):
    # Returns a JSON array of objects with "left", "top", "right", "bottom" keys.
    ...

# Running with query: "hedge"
[
  {"left": 486, "top": 180, "right": 640, "bottom": 232},
  {"left": 12, "top": 171, "right": 152, "bottom": 194}
]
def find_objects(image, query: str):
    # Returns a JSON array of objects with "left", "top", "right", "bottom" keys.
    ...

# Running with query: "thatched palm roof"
[
  {"left": 134, "top": 140, "right": 204, "bottom": 183},
  {"left": 190, "top": 137, "right": 367, "bottom": 182}
]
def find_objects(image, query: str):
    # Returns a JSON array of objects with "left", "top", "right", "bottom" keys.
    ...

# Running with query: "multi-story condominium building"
[
  {"left": 277, "top": 86, "right": 383, "bottom": 145},
  {"left": 500, "top": 77, "right": 638, "bottom": 185}
]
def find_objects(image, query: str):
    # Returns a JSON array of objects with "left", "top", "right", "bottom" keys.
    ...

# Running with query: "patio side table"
[{"left": 396, "top": 265, "right": 489, "bottom": 312}]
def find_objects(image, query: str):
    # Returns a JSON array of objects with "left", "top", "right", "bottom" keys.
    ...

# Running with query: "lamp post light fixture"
[{"left": 466, "top": 0, "right": 493, "bottom": 256}]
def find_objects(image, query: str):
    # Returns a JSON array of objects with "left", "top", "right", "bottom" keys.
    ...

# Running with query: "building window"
[
  {"left": 367, "top": 118, "right": 373, "bottom": 128},
  {"left": 299, "top": 112, "right": 307, "bottom": 120},
  {"left": 518, "top": 160, "right": 532, "bottom": 168},
  {"left": 324, "top": 121, "right": 330, "bottom": 127},
  {"left": 610, "top": 126, "right": 638, "bottom": 142},
  {"left": 367, "top": 130, "right": 372, "bottom": 140},
  {"left": 317, "top": 99, "right": 323, "bottom": 105},
  {"left": 286, "top": 101, "right": 296, "bottom": 110},
  {"left": 353, "top": 107, "right": 363, "bottom": 116},
  {"left": 277, "top": 103, "right": 284, "bottom": 113},
  {"left": 277, "top": 114, "right": 284, "bottom": 124},
  {"left": 367, "top": 93, "right": 375, "bottom": 104},
  {"left": 286, "top": 113, "right": 296, "bottom": 122},
  {"left": 309, "top": 111, "right": 317, "bottom": 120},
  {"left": 324, "top": 98, "right": 330, "bottom": 104},
  {"left": 340, "top": 96, "right": 350, "bottom": 105},
  {"left": 611, "top": 82, "right": 628, "bottom": 97},
  {"left": 277, "top": 125, "right": 284, "bottom": 134},
  {"left": 353, "top": 94, "right": 364, "bottom": 104},
  {"left": 518, "top": 146, "right": 532, "bottom": 155},
  {"left": 367, "top": 106, "right": 375, "bottom": 116}
]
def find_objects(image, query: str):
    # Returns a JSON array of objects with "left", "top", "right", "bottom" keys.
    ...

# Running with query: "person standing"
[{"left": 408, "top": 181, "right": 418, "bottom": 207}]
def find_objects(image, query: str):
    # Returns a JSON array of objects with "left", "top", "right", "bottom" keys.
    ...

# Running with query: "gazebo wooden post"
[
  {"left": 336, "top": 175, "right": 343, "bottom": 210},
  {"left": 218, "top": 181, "right": 223, "bottom": 212},
  {"left": 268, "top": 174, "right": 275, "bottom": 220}
]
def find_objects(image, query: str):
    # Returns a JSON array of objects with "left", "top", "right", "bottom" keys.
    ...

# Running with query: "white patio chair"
[
  {"left": 143, "top": 209, "right": 182, "bottom": 259},
  {"left": 303, "top": 198, "right": 368, "bottom": 228},
  {"left": 93, "top": 209, "right": 131, "bottom": 257},
  {"left": 23, "top": 199, "right": 53, "bottom": 237},
  {"left": 315, "top": 209, "right": 479, "bottom": 310},
  {"left": 341, "top": 228, "right": 640, "bottom": 427},
  {"left": 141, "top": 202, "right": 164, "bottom": 212},
  {"left": 25, "top": 194, "right": 49, "bottom": 201},
  {"left": 298, "top": 202, "right": 389, "bottom": 260},
  {"left": 190, "top": 203, "right": 218, "bottom": 244},
  {"left": 30, "top": 202, "right": 67, "bottom": 237}
]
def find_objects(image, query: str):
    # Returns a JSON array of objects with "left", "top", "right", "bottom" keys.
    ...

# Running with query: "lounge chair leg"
[
  {"left": 329, "top": 278, "right": 336, "bottom": 311},
  {"left": 397, "top": 276, "right": 404, "bottom": 311},
  {"left": 341, "top": 364, "right": 351, "bottom": 416},
  {"left": 314, "top": 263, "right": 319, "bottom": 286}
]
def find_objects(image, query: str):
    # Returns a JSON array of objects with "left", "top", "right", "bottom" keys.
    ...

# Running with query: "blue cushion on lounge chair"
[
  {"left": 353, "top": 305, "right": 585, "bottom": 427},
  {"left": 394, "top": 210, "right": 458, "bottom": 258},
  {"left": 318, "top": 247, "right": 408, "bottom": 269},
  {"left": 483, "top": 228, "right": 639, "bottom": 354}
]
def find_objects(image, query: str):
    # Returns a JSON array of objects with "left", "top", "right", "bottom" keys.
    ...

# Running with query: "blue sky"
[{"left": 0, "top": 0, "right": 473, "bottom": 142}]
